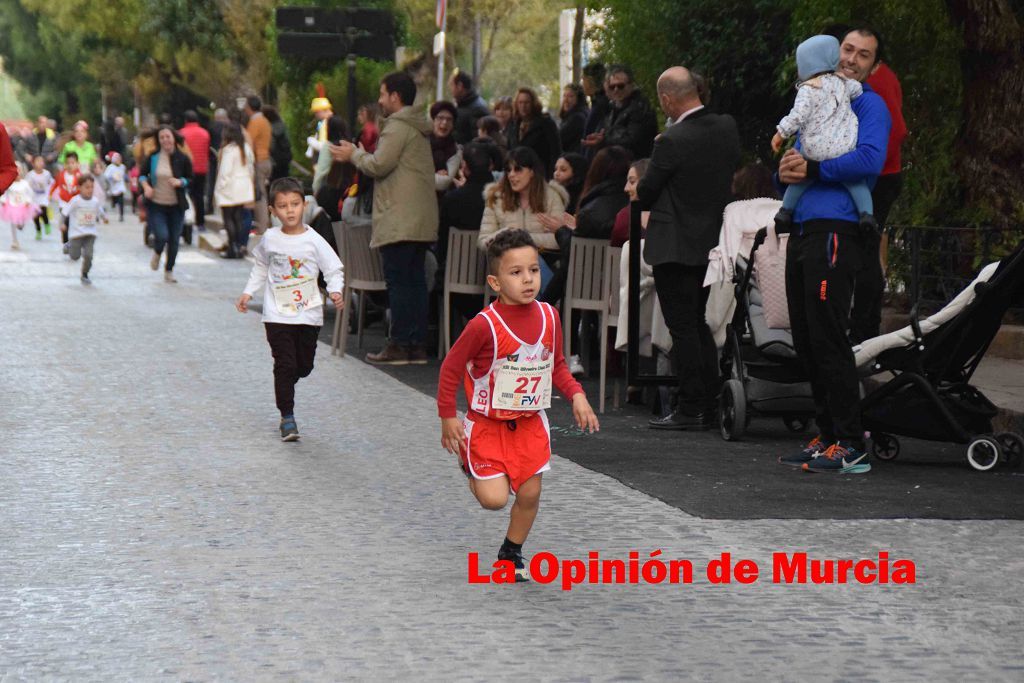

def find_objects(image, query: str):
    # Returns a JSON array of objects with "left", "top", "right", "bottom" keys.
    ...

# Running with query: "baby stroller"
[
  {"left": 718, "top": 227, "right": 816, "bottom": 440},
  {"left": 856, "top": 238, "right": 1024, "bottom": 471}
]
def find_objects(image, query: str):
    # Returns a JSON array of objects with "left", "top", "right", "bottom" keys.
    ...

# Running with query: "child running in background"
[
  {"left": 61, "top": 175, "right": 107, "bottom": 285},
  {"left": 51, "top": 151, "right": 81, "bottom": 254},
  {"left": 90, "top": 160, "right": 107, "bottom": 206},
  {"left": 1, "top": 163, "right": 36, "bottom": 250},
  {"left": 236, "top": 178, "right": 345, "bottom": 442},
  {"left": 771, "top": 34, "right": 876, "bottom": 232},
  {"left": 437, "top": 228, "right": 600, "bottom": 582},
  {"left": 27, "top": 156, "right": 54, "bottom": 239},
  {"left": 103, "top": 153, "right": 128, "bottom": 221}
]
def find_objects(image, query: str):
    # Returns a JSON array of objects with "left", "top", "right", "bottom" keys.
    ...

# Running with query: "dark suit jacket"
[{"left": 636, "top": 109, "right": 740, "bottom": 268}]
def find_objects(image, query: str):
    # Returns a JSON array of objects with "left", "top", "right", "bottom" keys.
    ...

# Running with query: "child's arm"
[
  {"left": 237, "top": 242, "right": 269, "bottom": 312},
  {"left": 314, "top": 236, "right": 346, "bottom": 310},
  {"left": 437, "top": 317, "right": 490, "bottom": 453},
  {"left": 844, "top": 77, "right": 863, "bottom": 100},
  {"left": 775, "top": 85, "right": 819, "bottom": 146}
]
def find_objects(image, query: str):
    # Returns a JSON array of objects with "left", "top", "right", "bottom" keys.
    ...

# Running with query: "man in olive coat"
[
  {"left": 637, "top": 67, "right": 741, "bottom": 430},
  {"left": 331, "top": 72, "right": 439, "bottom": 365}
]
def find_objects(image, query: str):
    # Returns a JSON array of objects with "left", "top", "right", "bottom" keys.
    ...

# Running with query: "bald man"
[{"left": 637, "top": 67, "right": 741, "bottom": 430}]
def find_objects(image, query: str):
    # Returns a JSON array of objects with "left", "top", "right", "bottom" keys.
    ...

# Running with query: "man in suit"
[{"left": 636, "top": 67, "right": 741, "bottom": 430}]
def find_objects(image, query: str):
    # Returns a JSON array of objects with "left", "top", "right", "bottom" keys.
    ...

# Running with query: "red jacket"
[
  {"left": 179, "top": 122, "right": 211, "bottom": 175},
  {"left": 0, "top": 126, "right": 18, "bottom": 194},
  {"left": 865, "top": 63, "right": 908, "bottom": 176}
]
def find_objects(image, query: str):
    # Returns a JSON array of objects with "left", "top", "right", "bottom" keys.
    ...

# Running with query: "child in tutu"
[{"left": 1, "top": 163, "right": 38, "bottom": 250}]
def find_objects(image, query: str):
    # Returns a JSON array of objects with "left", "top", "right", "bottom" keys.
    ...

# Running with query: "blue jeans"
[
  {"left": 380, "top": 241, "right": 429, "bottom": 346},
  {"left": 238, "top": 209, "right": 254, "bottom": 249},
  {"left": 148, "top": 202, "right": 184, "bottom": 271}
]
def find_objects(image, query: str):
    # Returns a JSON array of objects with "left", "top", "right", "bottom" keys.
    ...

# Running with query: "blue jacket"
[{"left": 784, "top": 83, "right": 891, "bottom": 227}]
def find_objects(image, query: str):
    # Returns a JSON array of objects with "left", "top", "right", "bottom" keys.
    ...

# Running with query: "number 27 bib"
[
  {"left": 272, "top": 276, "right": 322, "bottom": 316},
  {"left": 492, "top": 356, "right": 552, "bottom": 410}
]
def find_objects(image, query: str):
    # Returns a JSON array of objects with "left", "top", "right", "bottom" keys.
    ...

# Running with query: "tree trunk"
[
  {"left": 949, "top": 0, "right": 1024, "bottom": 228},
  {"left": 572, "top": 3, "right": 585, "bottom": 83}
]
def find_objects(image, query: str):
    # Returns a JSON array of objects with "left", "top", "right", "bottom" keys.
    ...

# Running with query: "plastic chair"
[
  {"left": 601, "top": 246, "right": 623, "bottom": 413},
  {"left": 438, "top": 228, "right": 492, "bottom": 359},
  {"left": 331, "top": 220, "right": 387, "bottom": 357},
  {"left": 563, "top": 237, "right": 618, "bottom": 412}
]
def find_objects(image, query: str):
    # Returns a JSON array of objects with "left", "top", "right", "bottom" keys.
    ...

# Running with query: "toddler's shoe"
[
  {"left": 773, "top": 208, "right": 794, "bottom": 234},
  {"left": 802, "top": 441, "right": 871, "bottom": 474}
]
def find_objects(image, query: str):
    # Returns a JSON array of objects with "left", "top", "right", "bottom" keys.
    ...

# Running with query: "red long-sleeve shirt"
[
  {"left": 437, "top": 301, "right": 584, "bottom": 419},
  {"left": 179, "top": 122, "right": 211, "bottom": 175},
  {"left": 0, "top": 126, "right": 18, "bottom": 194},
  {"left": 865, "top": 63, "right": 907, "bottom": 176}
]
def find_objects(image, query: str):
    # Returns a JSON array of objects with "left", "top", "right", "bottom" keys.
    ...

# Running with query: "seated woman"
[
  {"left": 611, "top": 158, "right": 650, "bottom": 247},
  {"left": 540, "top": 145, "right": 632, "bottom": 306},
  {"left": 551, "top": 152, "right": 588, "bottom": 217},
  {"left": 478, "top": 146, "right": 567, "bottom": 253}
]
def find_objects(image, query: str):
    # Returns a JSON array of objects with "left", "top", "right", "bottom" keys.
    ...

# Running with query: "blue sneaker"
[
  {"left": 802, "top": 441, "right": 871, "bottom": 474},
  {"left": 497, "top": 547, "right": 530, "bottom": 582},
  {"left": 280, "top": 416, "right": 300, "bottom": 442},
  {"left": 779, "top": 435, "right": 828, "bottom": 467}
]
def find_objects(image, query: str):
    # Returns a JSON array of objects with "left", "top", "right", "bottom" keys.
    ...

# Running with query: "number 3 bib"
[{"left": 272, "top": 275, "right": 322, "bottom": 316}]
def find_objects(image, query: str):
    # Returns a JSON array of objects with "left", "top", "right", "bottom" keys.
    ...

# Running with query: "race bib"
[
  {"left": 75, "top": 209, "right": 97, "bottom": 227},
  {"left": 271, "top": 276, "right": 322, "bottom": 317},
  {"left": 492, "top": 355, "right": 552, "bottom": 411}
]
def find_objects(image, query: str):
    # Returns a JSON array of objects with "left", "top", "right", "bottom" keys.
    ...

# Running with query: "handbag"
[{"left": 754, "top": 222, "right": 790, "bottom": 329}]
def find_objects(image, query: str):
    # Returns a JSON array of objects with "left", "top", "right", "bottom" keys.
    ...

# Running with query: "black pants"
[
  {"left": 850, "top": 173, "right": 903, "bottom": 343},
  {"left": 265, "top": 323, "right": 320, "bottom": 417},
  {"left": 188, "top": 173, "right": 207, "bottom": 227},
  {"left": 786, "top": 229, "right": 865, "bottom": 444},
  {"left": 380, "top": 241, "right": 428, "bottom": 346},
  {"left": 653, "top": 262, "right": 719, "bottom": 413},
  {"left": 221, "top": 205, "right": 245, "bottom": 254},
  {"left": 110, "top": 193, "right": 125, "bottom": 220},
  {"left": 33, "top": 206, "right": 49, "bottom": 232}
]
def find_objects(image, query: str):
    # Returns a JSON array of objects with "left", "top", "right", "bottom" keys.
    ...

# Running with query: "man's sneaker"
[
  {"left": 80, "top": 275, "right": 92, "bottom": 286},
  {"left": 407, "top": 345, "right": 429, "bottom": 365},
  {"left": 802, "top": 441, "right": 871, "bottom": 474},
  {"left": 150, "top": 252, "right": 160, "bottom": 270},
  {"left": 779, "top": 435, "right": 828, "bottom": 467},
  {"left": 497, "top": 548, "right": 530, "bottom": 582},
  {"left": 280, "top": 417, "right": 300, "bottom": 442},
  {"left": 569, "top": 354, "right": 585, "bottom": 376},
  {"left": 366, "top": 342, "right": 410, "bottom": 365}
]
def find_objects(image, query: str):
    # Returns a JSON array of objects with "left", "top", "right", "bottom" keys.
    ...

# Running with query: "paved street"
[{"left": 2, "top": 217, "right": 1024, "bottom": 681}]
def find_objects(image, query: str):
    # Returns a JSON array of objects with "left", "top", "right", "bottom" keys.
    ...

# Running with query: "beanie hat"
[{"left": 795, "top": 35, "right": 840, "bottom": 81}]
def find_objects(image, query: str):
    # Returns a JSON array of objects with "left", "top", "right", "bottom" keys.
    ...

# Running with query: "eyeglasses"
[{"left": 608, "top": 82, "right": 629, "bottom": 91}]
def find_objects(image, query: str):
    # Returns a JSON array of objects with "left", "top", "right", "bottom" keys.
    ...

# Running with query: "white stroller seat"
[{"left": 854, "top": 262, "right": 1000, "bottom": 371}]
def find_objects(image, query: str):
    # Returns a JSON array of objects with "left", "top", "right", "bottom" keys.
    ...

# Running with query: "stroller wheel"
[
  {"left": 966, "top": 436, "right": 1002, "bottom": 472},
  {"left": 783, "top": 416, "right": 808, "bottom": 433},
  {"left": 994, "top": 432, "right": 1024, "bottom": 469},
  {"left": 871, "top": 433, "right": 900, "bottom": 461},
  {"left": 719, "top": 379, "right": 746, "bottom": 441}
]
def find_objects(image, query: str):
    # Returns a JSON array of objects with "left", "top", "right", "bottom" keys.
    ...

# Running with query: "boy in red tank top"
[{"left": 438, "top": 229, "right": 599, "bottom": 581}]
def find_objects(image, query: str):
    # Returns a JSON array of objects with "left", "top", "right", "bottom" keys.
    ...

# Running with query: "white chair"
[
  {"left": 563, "top": 237, "right": 619, "bottom": 412},
  {"left": 601, "top": 246, "right": 623, "bottom": 413},
  {"left": 331, "top": 221, "right": 387, "bottom": 357},
  {"left": 438, "top": 228, "right": 492, "bottom": 359}
]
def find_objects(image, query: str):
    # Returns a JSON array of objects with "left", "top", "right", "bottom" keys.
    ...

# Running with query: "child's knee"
[{"left": 474, "top": 487, "right": 509, "bottom": 510}]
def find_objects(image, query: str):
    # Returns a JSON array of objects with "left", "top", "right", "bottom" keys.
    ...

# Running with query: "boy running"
[
  {"left": 438, "top": 228, "right": 599, "bottom": 581},
  {"left": 62, "top": 175, "right": 107, "bottom": 285},
  {"left": 27, "top": 156, "right": 54, "bottom": 239},
  {"left": 51, "top": 152, "right": 81, "bottom": 254},
  {"left": 236, "top": 178, "right": 345, "bottom": 442}
]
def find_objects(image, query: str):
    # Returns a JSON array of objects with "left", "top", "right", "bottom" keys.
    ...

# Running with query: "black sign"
[
  {"left": 275, "top": 7, "right": 394, "bottom": 36},
  {"left": 276, "top": 32, "right": 395, "bottom": 61}
]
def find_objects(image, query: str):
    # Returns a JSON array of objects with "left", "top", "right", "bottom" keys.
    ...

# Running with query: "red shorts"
[{"left": 460, "top": 411, "right": 551, "bottom": 493}]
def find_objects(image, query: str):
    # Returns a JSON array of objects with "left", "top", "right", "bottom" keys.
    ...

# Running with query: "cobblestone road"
[{"left": 2, "top": 219, "right": 1023, "bottom": 681}]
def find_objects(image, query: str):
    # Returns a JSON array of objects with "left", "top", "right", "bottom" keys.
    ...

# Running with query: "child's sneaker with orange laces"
[{"left": 802, "top": 441, "right": 871, "bottom": 474}]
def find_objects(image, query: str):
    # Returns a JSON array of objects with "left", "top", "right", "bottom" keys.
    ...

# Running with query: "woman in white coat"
[{"left": 214, "top": 122, "right": 255, "bottom": 259}]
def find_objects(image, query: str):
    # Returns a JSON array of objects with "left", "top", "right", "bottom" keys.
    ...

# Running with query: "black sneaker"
[
  {"left": 497, "top": 548, "right": 530, "bottom": 582},
  {"left": 280, "top": 416, "right": 300, "bottom": 442},
  {"left": 648, "top": 411, "right": 713, "bottom": 430}
]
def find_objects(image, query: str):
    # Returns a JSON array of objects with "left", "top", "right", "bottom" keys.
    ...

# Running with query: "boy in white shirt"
[
  {"left": 102, "top": 153, "right": 128, "bottom": 221},
  {"left": 27, "top": 156, "right": 54, "bottom": 239},
  {"left": 236, "top": 178, "right": 345, "bottom": 442},
  {"left": 61, "top": 175, "right": 108, "bottom": 285}
]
